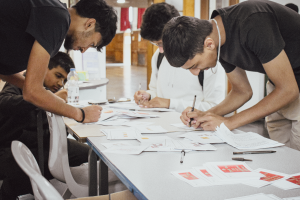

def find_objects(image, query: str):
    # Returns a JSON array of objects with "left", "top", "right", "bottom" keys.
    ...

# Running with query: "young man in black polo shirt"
[
  {"left": 0, "top": 52, "right": 91, "bottom": 199},
  {"left": 0, "top": 0, "right": 117, "bottom": 124},
  {"left": 162, "top": 1, "right": 300, "bottom": 150}
]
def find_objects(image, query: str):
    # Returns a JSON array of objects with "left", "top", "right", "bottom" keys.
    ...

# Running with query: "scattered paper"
[
  {"left": 171, "top": 123, "right": 202, "bottom": 131},
  {"left": 171, "top": 169, "right": 212, "bottom": 187},
  {"left": 272, "top": 173, "right": 300, "bottom": 190},
  {"left": 185, "top": 131, "right": 224, "bottom": 144},
  {"left": 135, "top": 125, "right": 168, "bottom": 133},
  {"left": 103, "top": 145, "right": 149, "bottom": 154},
  {"left": 101, "top": 141, "right": 132, "bottom": 148}
]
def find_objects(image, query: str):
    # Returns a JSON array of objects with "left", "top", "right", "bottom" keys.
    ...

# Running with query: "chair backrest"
[
  {"left": 11, "top": 141, "right": 63, "bottom": 200},
  {"left": 46, "top": 112, "right": 88, "bottom": 197}
]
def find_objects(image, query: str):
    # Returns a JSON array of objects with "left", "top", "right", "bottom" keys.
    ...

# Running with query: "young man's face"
[
  {"left": 64, "top": 29, "right": 102, "bottom": 53},
  {"left": 44, "top": 66, "right": 68, "bottom": 93},
  {"left": 151, "top": 40, "right": 164, "bottom": 53},
  {"left": 181, "top": 47, "right": 218, "bottom": 76}
]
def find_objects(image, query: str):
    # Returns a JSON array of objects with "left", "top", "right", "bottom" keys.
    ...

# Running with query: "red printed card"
[
  {"left": 287, "top": 175, "right": 300, "bottom": 186},
  {"left": 259, "top": 171, "right": 284, "bottom": 182},
  {"left": 200, "top": 169, "right": 212, "bottom": 177},
  {"left": 178, "top": 172, "right": 199, "bottom": 180},
  {"left": 218, "top": 165, "right": 250, "bottom": 173}
]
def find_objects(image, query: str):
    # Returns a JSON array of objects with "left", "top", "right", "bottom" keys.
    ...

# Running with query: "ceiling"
[{"left": 105, "top": 0, "right": 149, "bottom": 8}]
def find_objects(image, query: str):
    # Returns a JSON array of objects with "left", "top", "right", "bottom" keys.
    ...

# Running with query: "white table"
[{"left": 86, "top": 111, "right": 300, "bottom": 200}]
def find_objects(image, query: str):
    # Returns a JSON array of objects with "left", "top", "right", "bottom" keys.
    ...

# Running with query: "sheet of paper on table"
[
  {"left": 108, "top": 102, "right": 175, "bottom": 112},
  {"left": 135, "top": 125, "right": 168, "bottom": 133},
  {"left": 171, "top": 123, "right": 203, "bottom": 131},
  {"left": 101, "top": 141, "right": 133, "bottom": 149},
  {"left": 242, "top": 168, "right": 288, "bottom": 188},
  {"left": 174, "top": 140, "right": 217, "bottom": 151},
  {"left": 101, "top": 128, "right": 141, "bottom": 140},
  {"left": 184, "top": 131, "right": 224, "bottom": 144},
  {"left": 272, "top": 173, "right": 300, "bottom": 190},
  {"left": 224, "top": 193, "right": 282, "bottom": 200},
  {"left": 171, "top": 169, "right": 213, "bottom": 187},
  {"left": 216, "top": 123, "right": 284, "bottom": 150}
]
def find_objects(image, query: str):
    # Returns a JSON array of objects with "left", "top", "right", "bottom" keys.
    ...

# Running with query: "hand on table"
[
  {"left": 80, "top": 105, "right": 103, "bottom": 123},
  {"left": 139, "top": 97, "right": 170, "bottom": 108},
  {"left": 134, "top": 90, "right": 150, "bottom": 105},
  {"left": 55, "top": 89, "right": 68, "bottom": 102}
]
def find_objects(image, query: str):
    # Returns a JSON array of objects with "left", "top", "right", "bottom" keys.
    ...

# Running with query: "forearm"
[
  {"left": 0, "top": 74, "right": 25, "bottom": 89},
  {"left": 227, "top": 86, "right": 298, "bottom": 130}
]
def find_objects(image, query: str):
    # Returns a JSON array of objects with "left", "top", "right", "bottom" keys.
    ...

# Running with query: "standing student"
[
  {"left": 134, "top": 3, "right": 225, "bottom": 113},
  {"left": 0, "top": 0, "right": 117, "bottom": 123},
  {"left": 0, "top": 52, "right": 90, "bottom": 199},
  {"left": 162, "top": 1, "right": 300, "bottom": 150}
]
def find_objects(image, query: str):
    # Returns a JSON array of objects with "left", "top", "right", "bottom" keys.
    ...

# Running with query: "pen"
[
  {"left": 189, "top": 95, "right": 197, "bottom": 127},
  {"left": 180, "top": 150, "right": 185, "bottom": 163},
  {"left": 233, "top": 151, "right": 276, "bottom": 155},
  {"left": 232, "top": 157, "right": 252, "bottom": 161}
]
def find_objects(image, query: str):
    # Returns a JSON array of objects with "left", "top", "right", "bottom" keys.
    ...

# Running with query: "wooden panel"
[
  {"left": 183, "top": 0, "right": 194, "bottom": 17},
  {"left": 153, "top": 0, "right": 164, "bottom": 3},
  {"left": 147, "top": 42, "right": 154, "bottom": 89},
  {"left": 201, "top": 0, "right": 209, "bottom": 20}
]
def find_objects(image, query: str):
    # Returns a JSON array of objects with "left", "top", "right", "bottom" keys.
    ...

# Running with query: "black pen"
[
  {"left": 232, "top": 157, "right": 252, "bottom": 161},
  {"left": 180, "top": 150, "right": 185, "bottom": 163},
  {"left": 233, "top": 151, "right": 276, "bottom": 155},
  {"left": 189, "top": 95, "right": 197, "bottom": 127}
]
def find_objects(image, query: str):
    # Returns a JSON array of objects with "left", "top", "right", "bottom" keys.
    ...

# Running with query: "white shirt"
[{"left": 147, "top": 49, "right": 226, "bottom": 113}]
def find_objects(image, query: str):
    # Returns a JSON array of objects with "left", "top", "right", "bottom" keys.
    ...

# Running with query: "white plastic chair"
[
  {"left": 11, "top": 141, "right": 63, "bottom": 200},
  {"left": 46, "top": 112, "right": 89, "bottom": 198}
]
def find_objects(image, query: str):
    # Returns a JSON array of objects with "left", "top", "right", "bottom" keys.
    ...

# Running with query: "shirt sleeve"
[
  {"left": 242, "top": 13, "right": 285, "bottom": 64},
  {"left": 26, "top": 7, "right": 70, "bottom": 56},
  {"left": 146, "top": 49, "right": 160, "bottom": 99}
]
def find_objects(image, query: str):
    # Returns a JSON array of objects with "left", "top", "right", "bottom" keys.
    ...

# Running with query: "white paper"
[
  {"left": 171, "top": 123, "right": 203, "bottom": 131},
  {"left": 216, "top": 123, "right": 284, "bottom": 150},
  {"left": 108, "top": 102, "right": 175, "bottom": 112},
  {"left": 174, "top": 140, "right": 217, "bottom": 151},
  {"left": 242, "top": 168, "right": 288, "bottom": 188},
  {"left": 272, "top": 173, "right": 300, "bottom": 190},
  {"left": 225, "top": 193, "right": 282, "bottom": 200},
  {"left": 135, "top": 125, "right": 168, "bottom": 133},
  {"left": 171, "top": 169, "right": 212, "bottom": 187},
  {"left": 185, "top": 131, "right": 224, "bottom": 144},
  {"left": 101, "top": 128, "right": 140, "bottom": 140},
  {"left": 101, "top": 141, "right": 133, "bottom": 148},
  {"left": 103, "top": 145, "right": 149, "bottom": 154}
]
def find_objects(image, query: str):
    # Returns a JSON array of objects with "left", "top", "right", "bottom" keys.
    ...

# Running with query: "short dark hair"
[
  {"left": 140, "top": 2, "right": 180, "bottom": 41},
  {"left": 162, "top": 16, "right": 213, "bottom": 67},
  {"left": 73, "top": 0, "right": 117, "bottom": 52},
  {"left": 49, "top": 52, "right": 74, "bottom": 74},
  {"left": 285, "top": 3, "right": 299, "bottom": 13}
]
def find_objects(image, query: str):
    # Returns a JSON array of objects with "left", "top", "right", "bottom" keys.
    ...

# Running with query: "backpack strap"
[{"left": 157, "top": 53, "right": 165, "bottom": 70}]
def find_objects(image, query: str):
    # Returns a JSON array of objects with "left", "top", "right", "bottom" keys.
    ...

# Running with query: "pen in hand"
[
  {"left": 189, "top": 95, "right": 197, "bottom": 127},
  {"left": 180, "top": 150, "right": 185, "bottom": 163}
]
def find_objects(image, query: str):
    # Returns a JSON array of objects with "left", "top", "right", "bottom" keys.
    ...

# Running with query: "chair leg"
[
  {"left": 62, "top": 188, "right": 72, "bottom": 199},
  {"left": 88, "top": 148, "right": 98, "bottom": 196}
]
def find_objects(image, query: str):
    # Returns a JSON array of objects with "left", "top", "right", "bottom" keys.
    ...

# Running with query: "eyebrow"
[{"left": 186, "top": 64, "right": 195, "bottom": 70}]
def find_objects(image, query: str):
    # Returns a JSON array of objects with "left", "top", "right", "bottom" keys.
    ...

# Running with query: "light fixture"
[{"left": 117, "top": 0, "right": 125, "bottom": 3}]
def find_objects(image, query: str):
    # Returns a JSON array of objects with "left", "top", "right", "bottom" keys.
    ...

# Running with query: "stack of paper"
[
  {"left": 272, "top": 173, "right": 300, "bottom": 190},
  {"left": 243, "top": 168, "right": 288, "bottom": 188},
  {"left": 225, "top": 193, "right": 282, "bottom": 200},
  {"left": 216, "top": 123, "right": 284, "bottom": 149}
]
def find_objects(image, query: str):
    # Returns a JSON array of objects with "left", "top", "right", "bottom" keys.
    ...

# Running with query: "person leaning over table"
[
  {"left": 134, "top": 3, "right": 225, "bottom": 113},
  {"left": 162, "top": 1, "right": 300, "bottom": 150},
  {"left": 0, "top": 0, "right": 118, "bottom": 124},
  {"left": 0, "top": 52, "right": 91, "bottom": 199}
]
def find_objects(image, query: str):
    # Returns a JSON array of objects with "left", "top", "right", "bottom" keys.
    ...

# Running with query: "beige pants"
[{"left": 265, "top": 81, "right": 300, "bottom": 151}]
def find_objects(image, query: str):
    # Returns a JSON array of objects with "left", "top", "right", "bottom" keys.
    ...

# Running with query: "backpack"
[{"left": 157, "top": 53, "right": 204, "bottom": 90}]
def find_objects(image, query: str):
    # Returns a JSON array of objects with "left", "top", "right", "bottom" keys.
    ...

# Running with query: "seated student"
[
  {"left": 134, "top": 3, "right": 225, "bottom": 113},
  {"left": 0, "top": 52, "right": 90, "bottom": 200}
]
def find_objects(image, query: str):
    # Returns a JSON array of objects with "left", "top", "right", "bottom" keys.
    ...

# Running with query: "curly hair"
[
  {"left": 49, "top": 52, "right": 74, "bottom": 73},
  {"left": 140, "top": 3, "right": 180, "bottom": 41},
  {"left": 162, "top": 16, "right": 213, "bottom": 67},
  {"left": 73, "top": 0, "right": 117, "bottom": 52}
]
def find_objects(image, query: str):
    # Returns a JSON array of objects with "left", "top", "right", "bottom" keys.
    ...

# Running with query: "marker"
[
  {"left": 232, "top": 157, "right": 252, "bottom": 161},
  {"left": 233, "top": 151, "right": 276, "bottom": 155},
  {"left": 180, "top": 150, "right": 185, "bottom": 163},
  {"left": 189, "top": 95, "right": 197, "bottom": 127}
]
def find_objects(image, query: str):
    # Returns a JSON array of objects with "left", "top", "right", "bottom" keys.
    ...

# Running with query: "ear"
[
  {"left": 85, "top": 18, "right": 96, "bottom": 31},
  {"left": 204, "top": 37, "right": 216, "bottom": 51}
]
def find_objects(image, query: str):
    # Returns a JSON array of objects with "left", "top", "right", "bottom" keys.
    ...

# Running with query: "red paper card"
[
  {"left": 218, "top": 165, "right": 250, "bottom": 173},
  {"left": 178, "top": 172, "right": 199, "bottom": 180},
  {"left": 200, "top": 169, "right": 212, "bottom": 177},
  {"left": 287, "top": 175, "right": 300, "bottom": 186},
  {"left": 259, "top": 171, "right": 284, "bottom": 182}
]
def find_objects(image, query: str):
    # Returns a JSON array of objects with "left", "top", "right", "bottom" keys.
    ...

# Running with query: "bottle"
[{"left": 67, "top": 68, "right": 79, "bottom": 104}]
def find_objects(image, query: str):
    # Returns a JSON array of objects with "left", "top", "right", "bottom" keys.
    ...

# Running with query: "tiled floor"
[{"left": 106, "top": 65, "right": 147, "bottom": 100}]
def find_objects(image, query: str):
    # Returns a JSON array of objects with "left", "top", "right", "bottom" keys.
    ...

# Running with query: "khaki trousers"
[{"left": 265, "top": 81, "right": 300, "bottom": 151}]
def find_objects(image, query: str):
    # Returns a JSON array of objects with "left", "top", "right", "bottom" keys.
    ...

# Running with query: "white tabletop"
[
  {"left": 79, "top": 79, "right": 109, "bottom": 89},
  {"left": 86, "top": 111, "right": 300, "bottom": 200}
]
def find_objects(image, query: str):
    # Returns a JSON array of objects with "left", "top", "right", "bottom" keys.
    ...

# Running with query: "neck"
[{"left": 67, "top": 8, "right": 78, "bottom": 35}]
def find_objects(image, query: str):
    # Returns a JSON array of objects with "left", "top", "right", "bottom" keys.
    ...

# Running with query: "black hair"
[
  {"left": 49, "top": 52, "right": 74, "bottom": 74},
  {"left": 140, "top": 2, "right": 180, "bottom": 41},
  {"left": 162, "top": 16, "right": 213, "bottom": 67},
  {"left": 285, "top": 3, "right": 299, "bottom": 13},
  {"left": 73, "top": 0, "right": 117, "bottom": 51}
]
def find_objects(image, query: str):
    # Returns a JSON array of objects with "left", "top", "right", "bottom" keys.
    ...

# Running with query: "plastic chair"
[
  {"left": 11, "top": 141, "right": 63, "bottom": 200},
  {"left": 46, "top": 112, "right": 89, "bottom": 198}
]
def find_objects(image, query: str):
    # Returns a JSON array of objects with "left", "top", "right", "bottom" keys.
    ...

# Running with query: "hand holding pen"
[{"left": 189, "top": 95, "right": 197, "bottom": 127}]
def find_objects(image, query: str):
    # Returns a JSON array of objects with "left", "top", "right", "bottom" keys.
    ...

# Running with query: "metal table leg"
[
  {"left": 88, "top": 148, "right": 98, "bottom": 196},
  {"left": 99, "top": 158, "right": 108, "bottom": 195}
]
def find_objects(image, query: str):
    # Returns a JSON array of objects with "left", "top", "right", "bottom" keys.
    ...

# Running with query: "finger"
[{"left": 180, "top": 115, "right": 189, "bottom": 125}]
